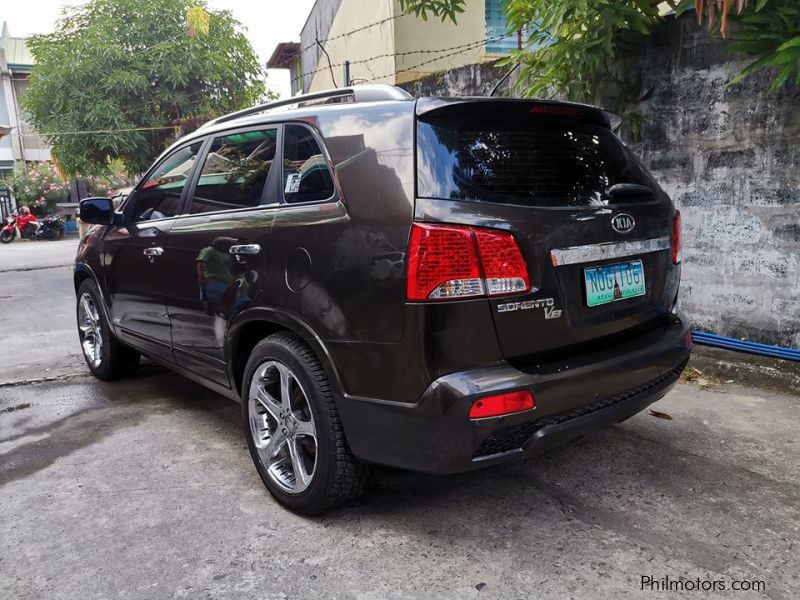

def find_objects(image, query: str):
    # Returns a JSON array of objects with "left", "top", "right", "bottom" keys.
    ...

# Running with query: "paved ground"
[
  {"left": 1, "top": 237, "right": 798, "bottom": 599},
  {"left": 0, "top": 236, "right": 80, "bottom": 273},
  {"left": 0, "top": 238, "right": 83, "bottom": 385}
]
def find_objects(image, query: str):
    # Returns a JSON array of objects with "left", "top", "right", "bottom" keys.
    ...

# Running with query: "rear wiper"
[{"left": 606, "top": 183, "right": 654, "bottom": 199}]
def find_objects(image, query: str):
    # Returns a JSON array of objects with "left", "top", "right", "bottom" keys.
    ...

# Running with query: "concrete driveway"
[
  {"left": 1, "top": 237, "right": 798, "bottom": 599},
  {"left": 0, "top": 238, "right": 83, "bottom": 385}
]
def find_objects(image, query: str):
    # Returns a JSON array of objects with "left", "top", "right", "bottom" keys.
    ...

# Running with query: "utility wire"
[
  {"left": 489, "top": 62, "right": 520, "bottom": 96},
  {"left": 15, "top": 38, "right": 508, "bottom": 136},
  {"left": 6, "top": 125, "right": 181, "bottom": 136},
  {"left": 315, "top": 38, "right": 338, "bottom": 88}
]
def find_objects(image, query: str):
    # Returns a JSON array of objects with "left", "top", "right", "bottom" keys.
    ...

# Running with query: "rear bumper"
[{"left": 336, "top": 313, "right": 691, "bottom": 474}]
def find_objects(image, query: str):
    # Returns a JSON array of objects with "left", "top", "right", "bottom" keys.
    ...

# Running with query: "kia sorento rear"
[{"left": 348, "top": 97, "right": 690, "bottom": 474}]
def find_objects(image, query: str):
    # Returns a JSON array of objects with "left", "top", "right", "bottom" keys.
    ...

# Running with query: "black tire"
[
  {"left": 76, "top": 279, "right": 140, "bottom": 380},
  {"left": 0, "top": 230, "right": 14, "bottom": 244},
  {"left": 242, "top": 332, "right": 370, "bottom": 515}
]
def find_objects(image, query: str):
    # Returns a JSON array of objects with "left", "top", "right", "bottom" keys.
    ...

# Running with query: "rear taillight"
[
  {"left": 672, "top": 210, "right": 682, "bottom": 265},
  {"left": 469, "top": 390, "right": 535, "bottom": 419},
  {"left": 406, "top": 223, "right": 530, "bottom": 301},
  {"left": 473, "top": 229, "right": 530, "bottom": 296}
]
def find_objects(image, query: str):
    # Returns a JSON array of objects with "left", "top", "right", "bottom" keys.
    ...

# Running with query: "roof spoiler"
[{"left": 415, "top": 97, "right": 622, "bottom": 130}]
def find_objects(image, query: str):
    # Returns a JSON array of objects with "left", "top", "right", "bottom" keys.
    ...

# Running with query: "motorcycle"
[{"left": 1, "top": 212, "right": 66, "bottom": 244}]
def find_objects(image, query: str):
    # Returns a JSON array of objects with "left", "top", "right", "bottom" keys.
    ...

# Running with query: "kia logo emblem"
[{"left": 611, "top": 213, "right": 635, "bottom": 234}]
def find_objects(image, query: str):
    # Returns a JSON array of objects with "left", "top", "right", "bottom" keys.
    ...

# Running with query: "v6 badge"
[{"left": 496, "top": 297, "right": 563, "bottom": 319}]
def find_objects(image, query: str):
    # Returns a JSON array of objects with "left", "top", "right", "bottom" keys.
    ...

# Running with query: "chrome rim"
[
  {"left": 78, "top": 292, "right": 103, "bottom": 368},
  {"left": 248, "top": 360, "right": 318, "bottom": 494}
]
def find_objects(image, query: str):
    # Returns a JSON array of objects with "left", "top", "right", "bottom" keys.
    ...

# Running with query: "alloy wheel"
[
  {"left": 248, "top": 360, "right": 318, "bottom": 494},
  {"left": 78, "top": 292, "right": 103, "bottom": 368}
]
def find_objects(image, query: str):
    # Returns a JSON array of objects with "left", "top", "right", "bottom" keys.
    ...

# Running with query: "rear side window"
[
  {"left": 282, "top": 124, "right": 334, "bottom": 204},
  {"left": 190, "top": 128, "right": 278, "bottom": 214},
  {"left": 417, "top": 110, "right": 659, "bottom": 208}
]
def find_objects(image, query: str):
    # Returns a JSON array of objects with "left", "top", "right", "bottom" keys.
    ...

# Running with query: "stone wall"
[{"left": 399, "top": 13, "right": 800, "bottom": 348}]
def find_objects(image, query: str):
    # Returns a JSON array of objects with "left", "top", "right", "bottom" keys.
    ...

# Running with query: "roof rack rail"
[{"left": 200, "top": 84, "right": 413, "bottom": 129}]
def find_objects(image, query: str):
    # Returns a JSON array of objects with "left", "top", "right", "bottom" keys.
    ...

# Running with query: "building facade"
[
  {"left": 0, "top": 22, "right": 50, "bottom": 181},
  {"left": 268, "top": 0, "right": 520, "bottom": 96}
]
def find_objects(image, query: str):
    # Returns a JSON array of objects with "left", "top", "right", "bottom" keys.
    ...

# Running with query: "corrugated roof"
[
  {"left": 5, "top": 36, "right": 35, "bottom": 69},
  {"left": 1, "top": 23, "right": 35, "bottom": 70},
  {"left": 267, "top": 42, "right": 300, "bottom": 69}
]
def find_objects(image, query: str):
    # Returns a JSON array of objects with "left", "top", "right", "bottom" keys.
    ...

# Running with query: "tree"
[
  {"left": 24, "top": 0, "right": 269, "bottom": 176},
  {"left": 400, "top": 0, "right": 800, "bottom": 103}
]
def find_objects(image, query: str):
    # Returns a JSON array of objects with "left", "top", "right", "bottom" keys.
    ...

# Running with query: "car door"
[
  {"left": 160, "top": 125, "right": 280, "bottom": 386},
  {"left": 261, "top": 122, "right": 355, "bottom": 340},
  {"left": 103, "top": 140, "right": 204, "bottom": 362}
]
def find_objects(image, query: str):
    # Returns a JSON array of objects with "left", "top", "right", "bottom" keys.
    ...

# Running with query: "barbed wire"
[
  {"left": 299, "top": 12, "right": 409, "bottom": 55},
  {"left": 394, "top": 36, "right": 508, "bottom": 77},
  {"left": 292, "top": 34, "right": 508, "bottom": 85}
]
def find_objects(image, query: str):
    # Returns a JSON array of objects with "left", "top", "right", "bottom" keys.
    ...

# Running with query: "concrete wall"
[
  {"left": 627, "top": 16, "right": 799, "bottom": 348},
  {"left": 399, "top": 13, "right": 800, "bottom": 348}
]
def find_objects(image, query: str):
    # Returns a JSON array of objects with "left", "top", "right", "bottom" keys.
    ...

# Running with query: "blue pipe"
[{"left": 692, "top": 331, "right": 800, "bottom": 362}]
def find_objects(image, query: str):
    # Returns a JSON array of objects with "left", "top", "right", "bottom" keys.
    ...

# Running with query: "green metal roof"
[{"left": 1, "top": 23, "right": 35, "bottom": 71}]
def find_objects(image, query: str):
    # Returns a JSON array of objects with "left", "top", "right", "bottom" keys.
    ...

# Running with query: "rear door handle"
[
  {"left": 229, "top": 244, "right": 261, "bottom": 263},
  {"left": 143, "top": 246, "right": 164, "bottom": 263}
]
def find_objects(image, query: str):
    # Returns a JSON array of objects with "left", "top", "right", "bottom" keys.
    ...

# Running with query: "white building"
[{"left": 0, "top": 22, "right": 51, "bottom": 182}]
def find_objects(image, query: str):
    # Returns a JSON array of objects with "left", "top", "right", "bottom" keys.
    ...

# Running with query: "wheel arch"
[
  {"left": 74, "top": 262, "right": 115, "bottom": 328},
  {"left": 74, "top": 264, "right": 92, "bottom": 293},
  {"left": 227, "top": 307, "right": 345, "bottom": 401}
]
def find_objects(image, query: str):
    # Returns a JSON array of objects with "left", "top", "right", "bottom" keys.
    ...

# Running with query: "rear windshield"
[{"left": 417, "top": 111, "right": 659, "bottom": 208}]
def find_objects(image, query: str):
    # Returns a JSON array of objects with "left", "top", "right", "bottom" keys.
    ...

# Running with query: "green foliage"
[
  {"left": 398, "top": 0, "right": 465, "bottom": 23},
  {"left": 611, "top": 72, "right": 655, "bottom": 140},
  {"left": 10, "top": 163, "right": 70, "bottom": 216},
  {"left": 726, "top": 0, "right": 800, "bottom": 92},
  {"left": 502, "top": 0, "right": 662, "bottom": 104},
  {"left": 23, "top": 0, "right": 270, "bottom": 177}
]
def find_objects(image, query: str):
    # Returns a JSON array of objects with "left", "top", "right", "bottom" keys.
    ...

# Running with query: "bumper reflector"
[{"left": 469, "top": 390, "right": 535, "bottom": 419}]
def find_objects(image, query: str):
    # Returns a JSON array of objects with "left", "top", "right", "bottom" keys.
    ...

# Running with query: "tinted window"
[
  {"left": 190, "top": 128, "right": 278, "bottom": 214},
  {"left": 417, "top": 113, "right": 659, "bottom": 208},
  {"left": 132, "top": 142, "right": 202, "bottom": 222},
  {"left": 282, "top": 124, "right": 334, "bottom": 204}
]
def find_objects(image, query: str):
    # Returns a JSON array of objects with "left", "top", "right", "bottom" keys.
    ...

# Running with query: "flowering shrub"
[{"left": 10, "top": 163, "right": 70, "bottom": 216}]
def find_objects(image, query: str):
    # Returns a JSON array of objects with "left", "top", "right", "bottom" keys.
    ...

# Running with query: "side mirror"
[{"left": 79, "top": 197, "right": 118, "bottom": 226}]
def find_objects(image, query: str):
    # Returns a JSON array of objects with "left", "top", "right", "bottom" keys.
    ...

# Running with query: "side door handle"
[
  {"left": 143, "top": 246, "right": 164, "bottom": 263},
  {"left": 229, "top": 244, "right": 261, "bottom": 263}
]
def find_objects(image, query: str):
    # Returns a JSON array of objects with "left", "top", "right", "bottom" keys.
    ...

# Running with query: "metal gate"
[{"left": 0, "top": 187, "right": 12, "bottom": 221}]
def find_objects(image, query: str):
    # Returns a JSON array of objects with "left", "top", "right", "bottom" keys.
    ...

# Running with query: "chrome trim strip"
[{"left": 551, "top": 236, "right": 670, "bottom": 266}]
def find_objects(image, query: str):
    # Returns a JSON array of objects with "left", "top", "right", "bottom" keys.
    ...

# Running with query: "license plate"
[{"left": 584, "top": 260, "right": 646, "bottom": 307}]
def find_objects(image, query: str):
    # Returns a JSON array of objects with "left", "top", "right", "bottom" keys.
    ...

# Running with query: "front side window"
[
  {"left": 282, "top": 124, "right": 334, "bottom": 204},
  {"left": 132, "top": 142, "right": 202, "bottom": 222},
  {"left": 190, "top": 128, "right": 278, "bottom": 214}
]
